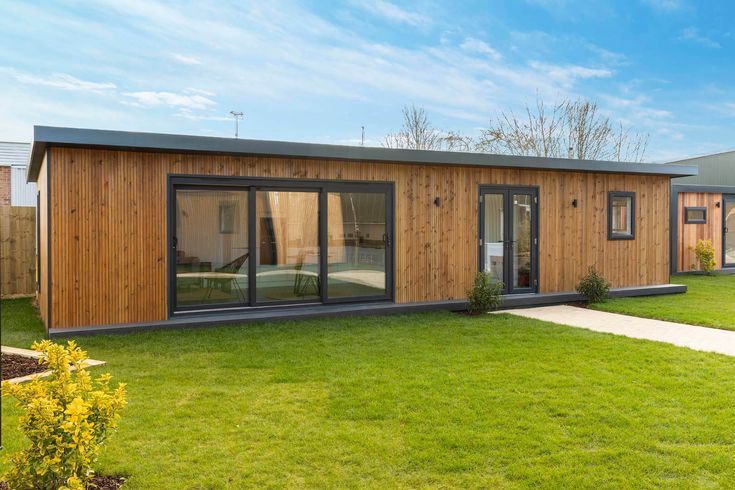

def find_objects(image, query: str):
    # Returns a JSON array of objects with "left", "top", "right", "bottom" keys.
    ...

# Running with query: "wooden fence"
[{"left": 0, "top": 206, "right": 36, "bottom": 297}]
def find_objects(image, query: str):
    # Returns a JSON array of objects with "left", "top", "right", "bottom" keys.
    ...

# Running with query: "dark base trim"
[
  {"left": 49, "top": 284, "right": 688, "bottom": 338},
  {"left": 673, "top": 268, "right": 735, "bottom": 276}
]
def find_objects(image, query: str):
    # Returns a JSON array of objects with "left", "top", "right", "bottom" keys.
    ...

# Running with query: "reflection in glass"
[
  {"left": 256, "top": 191, "right": 320, "bottom": 302},
  {"left": 512, "top": 194, "right": 532, "bottom": 289},
  {"left": 175, "top": 189, "right": 249, "bottom": 307},
  {"left": 611, "top": 196, "right": 632, "bottom": 235},
  {"left": 327, "top": 192, "right": 386, "bottom": 298},
  {"left": 726, "top": 199, "right": 735, "bottom": 266},
  {"left": 482, "top": 193, "right": 504, "bottom": 285}
]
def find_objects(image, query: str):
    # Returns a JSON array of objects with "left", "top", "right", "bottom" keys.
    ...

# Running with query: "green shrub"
[
  {"left": 1, "top": 340, "right": 126, "bottom": 490},
  {"left": 467, "top": 272, "right": 503, "bottom": 314},
  {"left": 576, "top": 266, "right": 611, "bottom": 304},
  {"left": 693, "top": 239, "right": 717, "bottom": 274}
]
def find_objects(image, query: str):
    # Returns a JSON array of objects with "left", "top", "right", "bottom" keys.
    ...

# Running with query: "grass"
[
  {"left": 590, "top": 274, "right": 735, "bottom": 331},
  {"left": 2, "top": 299, "right": 735, "bottom": 488},
  {"left": 0, "top": 298, "right": 47, "bottom": 347}
]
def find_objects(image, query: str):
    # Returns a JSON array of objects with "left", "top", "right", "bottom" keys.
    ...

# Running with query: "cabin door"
[
  {"left": 724, "top": 194, "right": 735, "bottom": 268},
  {"left": 479, "top": 186, "right": 539, "bottom": 294}
]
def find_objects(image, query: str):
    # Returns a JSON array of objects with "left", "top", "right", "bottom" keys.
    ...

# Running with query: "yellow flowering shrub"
[
  {"left": 693, "top": 239, "right": 717, "bottom": 274},
  {"left": 1, "top": 340, "right": 126, "bottom": 490}
]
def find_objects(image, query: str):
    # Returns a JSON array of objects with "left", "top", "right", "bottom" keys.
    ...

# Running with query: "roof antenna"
[
  {"left": 230, "top": 111, "right": 244, "bottom": 138},
  {"left": 361, "top": 126, "right": 365, "bottom": 146}
]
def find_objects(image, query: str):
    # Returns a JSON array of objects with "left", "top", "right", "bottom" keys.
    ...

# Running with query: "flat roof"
[{"left": 27, "top": 125, "right": 698, "bottom": 182}]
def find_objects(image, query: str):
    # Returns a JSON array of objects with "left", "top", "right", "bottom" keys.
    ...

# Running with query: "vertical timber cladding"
[
  {"left": 49, "top": 147, "right": 671, "bottom": 328},
  {"left": 36, "top": 153, "right": 49, "bottom": 327},
  {"left": 677, "top": 192, "right": 722, "bottom": 272}
]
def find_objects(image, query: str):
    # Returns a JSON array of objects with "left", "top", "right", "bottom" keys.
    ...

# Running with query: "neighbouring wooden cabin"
[
  {"left": 27, "top": 126, "right": 696, "bottom": 335},
  {"left": 667, "top": 151, "right": 735, "bottom": 273}
]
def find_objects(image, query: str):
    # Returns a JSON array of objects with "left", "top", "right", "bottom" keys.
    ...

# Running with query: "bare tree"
[
  {"left": 382, "top": 105, "right": 442, "bottom": 150},
  {"left": 475, "top": 97, "right": 648, "bottom": 162},
  {"left": 382, "top": 105, "right": 474, "bottom": 152}
]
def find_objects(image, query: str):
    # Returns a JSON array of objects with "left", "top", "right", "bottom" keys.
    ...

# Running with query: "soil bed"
[
  {"left": 1, "top": 353, "right": 47, "bottom": 380},
  {"left": 0, "top": 476, "right": 125, "bottom": 489}
]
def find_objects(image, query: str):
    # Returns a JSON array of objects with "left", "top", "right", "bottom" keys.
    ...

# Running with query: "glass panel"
[
  {"left": 175, "top": 189, "right": 249, "bottom": 307},
  {"left": 327, "top": 192, "right": 387, "bottom": 298},
  {"left": 482, "top": 193, "right": 504, "bottom": 285},
  {"left": 726, "top": 199, "right": 735, "bottom": 266},
  {"left": 512, "top": 194, "right": 532, "bottom": 289},
  {"left": 611, "top": 196, "right": 632, "bottom": 235},
  {"left": 256, "top": 191, "right": 320, "bottom": 302}
]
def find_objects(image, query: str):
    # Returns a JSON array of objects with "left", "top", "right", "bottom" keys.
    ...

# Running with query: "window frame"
[
  {"left": 684, "top": 206, "right": 707, "bottom": 224},
  {"left": 607, "top": 191, "right": 636, "bottom": 241},
  {"left": 167, "top": 175, "right": 394, "bottom": 316}
]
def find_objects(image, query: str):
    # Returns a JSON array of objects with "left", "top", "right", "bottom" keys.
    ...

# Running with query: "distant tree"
[
  {"left": 382, "top": 105, "right": 443, "bottom": 150},
  {"left": 382, "top": 105, "right": 473, "bottom": 151},
  {"left": 475, "top": 97, "right": 648, "bottom": 162}
]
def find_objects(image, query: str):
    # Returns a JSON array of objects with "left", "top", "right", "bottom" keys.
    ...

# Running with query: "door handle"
[{"left": 172, "top": 236, "right": 178, "bottom": 248}]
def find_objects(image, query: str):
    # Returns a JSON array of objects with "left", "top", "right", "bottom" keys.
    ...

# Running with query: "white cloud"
[
  {"left": 185, "top": 87, "right": 215, "bottom": 97},
  {"left": 122, "top": 91, "right": 216, "bottom": 109},
  {"left": 586, "top": 44, "right": 627, "bottom": 65},
  {"left": 351, "top": 0, "right": 429, "bottom": 27},
  {"left": 460, "top": 37, "right": 502, "bottom": 61},
  {"left": 176, "top": 109, "right": 230, "bottom": 121},
  {"left": 528, "top": 61, "right": 613, "bottom": 87},
  {"left": 1, "top": 68, "right": 116, "bottom": 93},
  {"left": 678, "top": 27, "right": 721, "bottom": 48},
  {"left": 171, "top": 53, "right": 202, "bottom": 65},
  {"left": 642, "top": 0, "right": 684, "bottom": 11}
]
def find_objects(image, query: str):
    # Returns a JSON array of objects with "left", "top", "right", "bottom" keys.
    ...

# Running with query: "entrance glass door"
[
  {"left": 725, "top": 195, "right": 735, "bottom": 268},
  {"left": 479, "top": 187, "right": 538, "bottom": 294}
]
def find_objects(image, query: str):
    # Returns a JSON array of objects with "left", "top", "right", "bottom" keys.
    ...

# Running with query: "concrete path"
[{"left": 501, "top": 305, "right": 735, "bottom": 357}]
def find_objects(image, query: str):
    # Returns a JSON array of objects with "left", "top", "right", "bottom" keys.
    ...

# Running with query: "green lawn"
[
  {"left": 591, "top": 274, "right": 735, "bottom": 331},
  {"left": 0, "top": 298, "right": 47, "bottom": 347},
  {"left": 2, "top": 299, "right": 735, "bottom": 488}
]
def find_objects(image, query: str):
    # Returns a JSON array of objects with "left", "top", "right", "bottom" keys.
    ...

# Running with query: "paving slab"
[{"left": 500, "top": 305, "right": 735, "bottom": 357}]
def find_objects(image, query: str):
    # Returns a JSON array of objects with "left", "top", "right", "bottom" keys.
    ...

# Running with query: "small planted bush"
[
  {"left": 467, "top": 272, "right": 503, "bottom": 314},
  {"left": 1, "top": 340, "right": 126, "bottom": 490},
  {"left": 693, "top": 239, "right": 717, "bottom": 274},
  {"left": 576, "top": 266, "right": 611, "bottom": 304}
]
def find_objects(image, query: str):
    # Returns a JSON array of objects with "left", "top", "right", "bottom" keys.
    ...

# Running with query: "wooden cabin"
[
  {"left": 668, "top": 151, "right": 735, "bottom": 273},
  {"left": 27, "top": 126, "right": 697, "bottom": 335}
]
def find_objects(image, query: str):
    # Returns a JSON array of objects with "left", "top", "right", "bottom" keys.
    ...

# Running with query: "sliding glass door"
[
  {"left": 174, "top": 188, "right": 250, "bottom": 308},
  {"left": 479, "top": 186, "right": 538, "bottom": 294},
  {"left": 169, "top": 178, "right": 393, "bottom": 313},
  {"left": 255, "top": 190, "right": 320, "bottom": 302},
  {"left": 327, "top": 191, "right": 388, "bottom": 300}
]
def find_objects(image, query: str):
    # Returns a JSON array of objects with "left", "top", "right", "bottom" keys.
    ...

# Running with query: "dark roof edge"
[{"left": 27, "top": 125, "right": 698, "bottom": 182}]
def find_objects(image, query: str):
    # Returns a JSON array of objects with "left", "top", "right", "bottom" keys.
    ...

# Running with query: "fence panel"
[{"left": 0, "top": 205, "right": 36, "bottom": 297}]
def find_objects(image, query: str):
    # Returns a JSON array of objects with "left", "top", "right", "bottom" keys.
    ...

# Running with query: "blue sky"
[{"left": 0, "top": 0, "right": 733, "bottom": 162}]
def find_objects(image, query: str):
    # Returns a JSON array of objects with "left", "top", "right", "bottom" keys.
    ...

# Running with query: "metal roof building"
[{"left": 0, "top": 141, "right": 35, "bottom": 206}]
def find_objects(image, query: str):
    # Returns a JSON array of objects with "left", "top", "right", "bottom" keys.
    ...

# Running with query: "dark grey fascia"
[{"left": 27, "top": 125, "right": 699, "bottom": 183}]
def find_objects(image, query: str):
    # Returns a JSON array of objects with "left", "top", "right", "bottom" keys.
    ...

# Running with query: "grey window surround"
[
  {"left": 608, "top": 191, "right": 636, "bottom": 241},
  {"left": 684, "top": 206, "right": 707, "bottom": 224}
]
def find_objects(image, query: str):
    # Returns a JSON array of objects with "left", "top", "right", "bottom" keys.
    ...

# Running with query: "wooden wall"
[
  {"left": 676, "top": 192, "right": 722, "bottom": 272},
  {"left": 37, "top": 154, "right": 48, "bottom": 326},
  {"left": 46, "top": 147, "right": 671, "bottom": 328},
  {"left": 0, "top": 206, "right": 36, "bottom": 297}
]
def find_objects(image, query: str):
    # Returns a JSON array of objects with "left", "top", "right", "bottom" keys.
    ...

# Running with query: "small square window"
[
  {"left": 608, "top": 191, "right": 635, "bottom": 240},
  {"left": 684, "top": 207, "right": 707, "bottom": 224}
]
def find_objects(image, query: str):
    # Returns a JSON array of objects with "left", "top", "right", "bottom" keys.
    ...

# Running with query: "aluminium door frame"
[
  {"left": 724, "top": 194, "right": 735, "bottom": 269},
  {"left": 167, "top": 174, "right": 395, "bottom": 317},
  {"left": 478, "top": 185, "right": 539, "bottom": 294}
]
